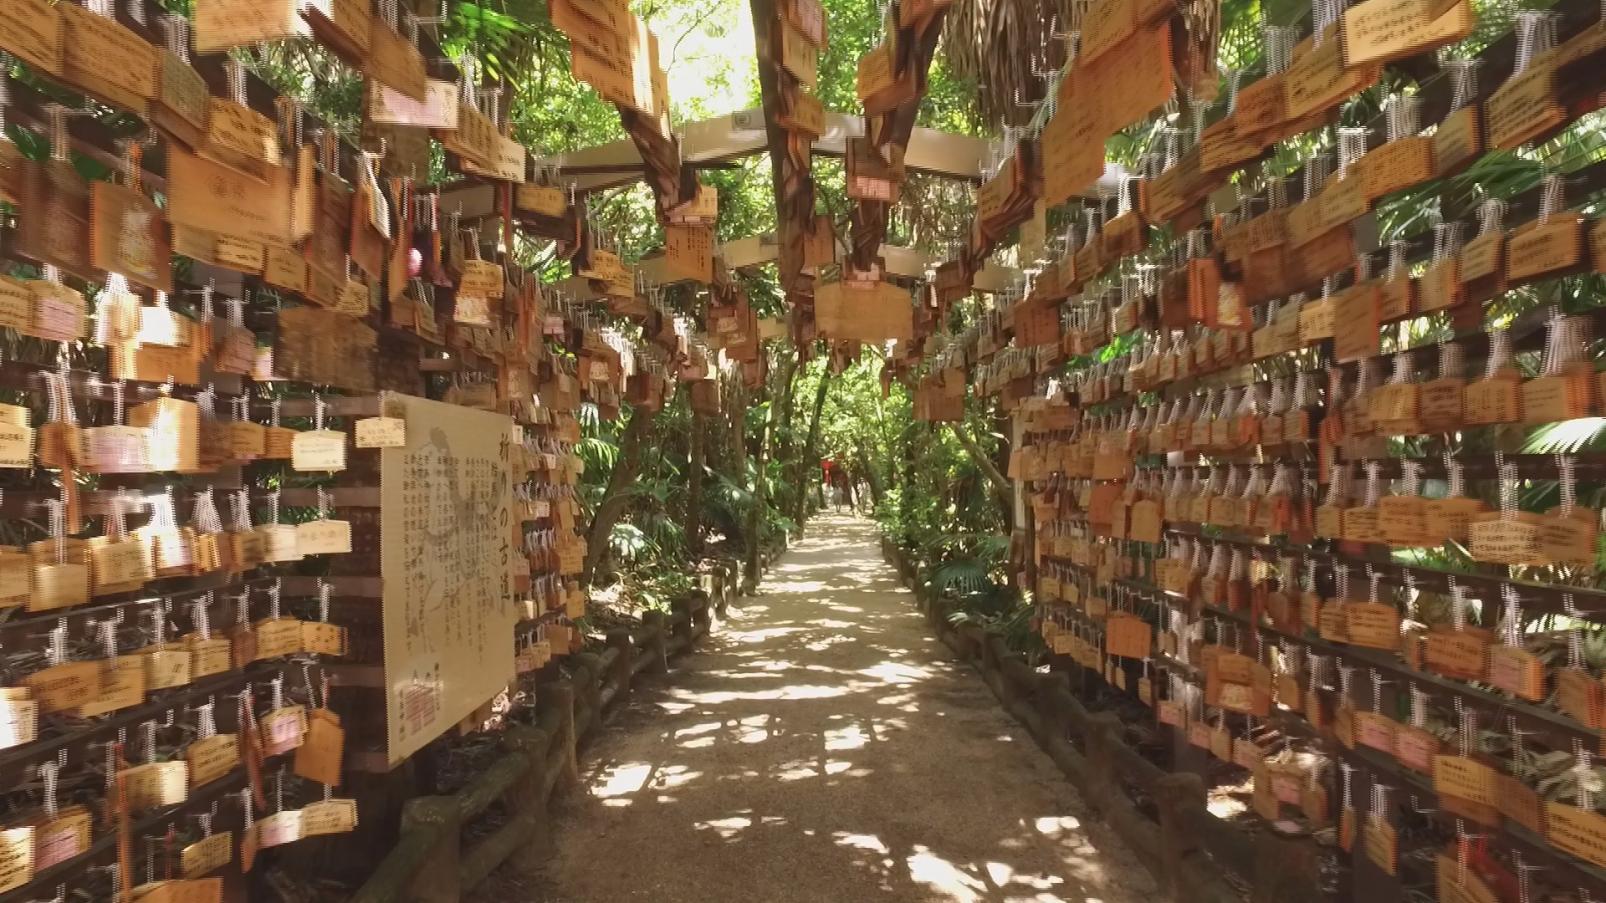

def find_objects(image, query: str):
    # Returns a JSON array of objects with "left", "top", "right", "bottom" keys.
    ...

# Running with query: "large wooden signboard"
[{"left": 380, "top": 393, "right": 516, "bottom": 766}]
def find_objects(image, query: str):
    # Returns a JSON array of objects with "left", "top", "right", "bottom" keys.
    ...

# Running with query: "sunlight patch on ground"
[
  {"left": 810, "top": 618, "right": 859, "bottom": 629},
  {"left": 1031, "top": 816, "right": 1084, "bottom": 836},
  {"left": 592, "top": 762, "right": 653, "bottom": 798},
  {"left": 773, "top": 761, "right": 819, "bottom": 781},
  {"left": 833, "top": 832, "right": 891, "bottom": 855},
  {"left": 697, "top": 815, "right": 752, "bottom": 839},
  {"left": 654, "top": 766, "right": 701, "bottom": 790},
  {"left": 824, "top": 723, "right": 870, "bottom": 751},
  {"left": 765, "top": 579, "right": 827, "bottom": 592},
  {"left": 744, "top": 658, "right": 800, "bottom": 672},
  {"left": 714, "top": 768, "right": 763, "bottom": 783},
  {"left": 674, "top": 721, "right": 723, "bottom": 739},
  {"left": 860, "top": 661, "right": 934, "bottom": 684},
  {"left": 665, "top": 684, "right": 847, "bottom": 704},
  {"left": 737, "top": 726, "right": 770, "bottom": 744},
  {"left": 823, "top": 759, "right": 854, "bottom": 775},
  {"left": 727, "top": 626, "right": 806, "bottom": 643},
  {"left": 876, "top": 692, "right": 918, "bottom": 710},
  {"left": 1054, "top": 852, "right": 1110, "bottom": 886},
  {"left": 906, "top": 847, "right": 988, "bottom": 902},
  {"left": 806, "top": 636, "right": 856, "bottom": 651}
]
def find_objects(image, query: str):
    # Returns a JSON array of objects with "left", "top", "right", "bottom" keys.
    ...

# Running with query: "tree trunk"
[
  {"left": 857, "top": 447, "right": 884, "bottom": 507},
  {"left": 582, "top": 410, "right": 654, "bottom": 585},
  {"left": 772, "top": 354, "right": 802, "bottom": 530},
  {"left": 726, "top": 379, "right": 746, "bottom": 469},
  {"left": 948, "top": 421, "right": 1012, "bottom": 525},
  {"left": 792, "top": 369, "right": 833, "bottom": 527},
  {"left": 686, "top": 406, "right": 706, "bottom": 557},
  {"left": 744, "top": 402, "right": 773, "bottom": 593}
]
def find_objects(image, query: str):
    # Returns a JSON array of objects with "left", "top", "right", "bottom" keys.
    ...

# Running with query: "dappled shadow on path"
[{"left": 487, "top": 515, "right": 1157, "bottom": 903}]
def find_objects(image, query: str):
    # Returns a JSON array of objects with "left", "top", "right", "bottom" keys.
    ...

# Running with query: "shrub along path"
[{"left": 490, "top": 514, "right": 1156, "bottom": 902}]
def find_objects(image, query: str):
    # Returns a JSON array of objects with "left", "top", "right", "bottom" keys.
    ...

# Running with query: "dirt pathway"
[{"left": 492, "top": 515, "right": 1158, "bottom": 902}]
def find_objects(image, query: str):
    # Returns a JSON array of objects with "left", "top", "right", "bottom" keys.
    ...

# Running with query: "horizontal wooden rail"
[{"left": 350, "top": 576, "right": 737, "bottom": 903}]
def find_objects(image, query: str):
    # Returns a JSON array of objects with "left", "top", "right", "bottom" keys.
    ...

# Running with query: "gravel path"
[{"left": 489, "top": 515, "right": 1158, "bottom": 902}]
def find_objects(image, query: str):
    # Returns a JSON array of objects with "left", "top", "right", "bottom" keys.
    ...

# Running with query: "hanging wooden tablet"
[
  {"left": 1463, "top": 368, "right": 1521, "bottom": 425},
  {"left": 1394, "top": 724, "right": 1440, "bottom": 774},
  {"left": 1506, "top": 214, "right": 1584, "bottom": 284},
  {"left": 27, "top": 803, "right": 91, "bottom": 872},
  {"left": 1520, "top": 314, "right": 1594, "bottom": 424},
  {"left": 1417, "top": 257, "right": 1460, "bottom": 314},
  {"left": 1041, "top": 81, "right": 1105, "bottom": 206},
  {"left": 168, "top": 149, "right": 294, "bottom": 246},
  {"left": 0, "top": 402, "right": 30, "bottom": 470},
  {"left": 194, "top": 0, "right": 303, "bottom": 52},
  {"left": 1331, "top": 282, "right": 1380, "bottom": 362},
  {"left": 1199, "top": 117, "right": 1261, "bottom": 172},
  {"left": 1459, "top": 237, "right": 1504, "bottom": 309},
  {"left": 150, "top": 35, "right": 209, "bottom": 150},
  {"left": 1080, "top": 0, "right": 1138, "bottom": 66},
  {"left": 58, "top": 4, "right": 158, "bottom": 115},
  {"left": 17, "top": 155, "right": 91, "bottom": 277},
  {"left": 0, "top": 0, "right": 63, "bottom": 77},
  {"left": 1535, "top": 506, "right": 1598, "bottom": 567},
  {"left": 845, "top": 136, "right": 901, "bottom": 202},
  {"left": 855, "top": 39, "right": 912, "bottom": 114},
  {"left": 1342, "top": 0, "right": 1473, "bottom": 67},
  {"left": 1283, "top": 28, "right": 1378, "bottom": 122},
  {"left": 303, "top": 0, "right": 373, "bottom": 61},
  {"left": 1433, "top": 102, "right": 1482, "bottom": 178},
  {"left": 24, "top": 660, "right": 100, "bottom": 714},
  {"left": 1486, "top": 59, "right": 1564, "bottom": 150},
  {"left": 779, "top": 18, "right": 819, "bottom": 88},
  {"left": 367, "top": 16, "right": 428, "bottom": 101},
  {"left": 28, "top": 537, "right": 90, "bottom": 612},
  {"left": 21, "top": 280, "right": 88, "bottom": 344},
  {"left": 665, "top": 224, "right": 714, "bottom": 283},
  {"left": 91, "top": 179, "right": 173, "bottom": 295},
  {"left": 1555, "top": 665, "right": 1606, "bottom": 729}
]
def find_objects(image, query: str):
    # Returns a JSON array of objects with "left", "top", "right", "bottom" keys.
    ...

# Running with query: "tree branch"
[{"left": 947, "top": 422, "right": 1010, "bottom": 496}]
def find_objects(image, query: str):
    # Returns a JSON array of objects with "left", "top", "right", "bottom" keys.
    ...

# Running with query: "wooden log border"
[
  {"left": 880, "top": 536, "right": 1322, "bottom": 903},
  {"left": 349, "top": 560, "right": 743, "bottom": 903}
]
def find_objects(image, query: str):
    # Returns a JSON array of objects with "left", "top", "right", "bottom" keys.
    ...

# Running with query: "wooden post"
[
  {"left": 1037, "top": 672, "right": 1072, "bottom": 742},
  {"left": 1083, "top": 712, "right": 1121, "bottom": 806},
  {"left": 642, "top": 611, "right": 670, "bottom": 674},
  {"left": 572, "top": 652, "right": 604, "bottom": 734},
  {"left": 671, "top": 596, "right": 694, "bottom": 645},
  {"left": 504, "top": 726, "right": 552, "bottom": 871},
  {"left": 400, "top": 797, "right": 461, "bottom": 903},
  {"left": 691, "top": 591, "right": 712, "bottom": 635},
  {"left": 606, "top": 629, "right": 635, "bottom": 699},
  {"left": 539, "top": 680, "right": 580, "bottom": 786},
  {"left": 1153, "top": 772, "right": 1208, "bottom": 903},
  {"left": 1250, "top": 830, "right": 1324, "bottom": 903}
]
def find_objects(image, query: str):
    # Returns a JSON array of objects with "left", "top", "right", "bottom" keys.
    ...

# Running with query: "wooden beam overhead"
[
  {"left": 548, "top": 234, "right": 1021, "bottom": 300},
  {"left": 531, "top": 109, "right": 992, "bottom": 193}
]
